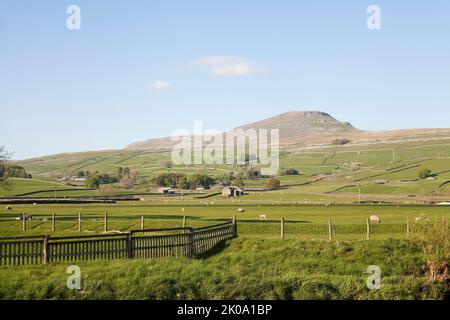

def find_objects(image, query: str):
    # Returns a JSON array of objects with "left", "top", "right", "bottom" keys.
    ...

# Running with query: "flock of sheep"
[{"left": 3, "top": 205, "right": 430, "bottom": 224}]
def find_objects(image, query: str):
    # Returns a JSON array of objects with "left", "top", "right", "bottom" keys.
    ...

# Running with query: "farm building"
[
  {"left": 157, "top": 187, "right": 175, "bottom": 194},
  {"left": 222, "top": 186, "right": 244, "bottom": 197}
]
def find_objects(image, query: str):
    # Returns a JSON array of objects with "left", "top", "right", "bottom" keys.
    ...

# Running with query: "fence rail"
[{"left": 0, "top": 221, "right": 237, "bottom": 266}]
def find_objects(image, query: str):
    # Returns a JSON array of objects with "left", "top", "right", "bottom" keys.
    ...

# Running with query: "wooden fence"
[{"left": 0, "top": 221, "right": 237, "bottom": 266}]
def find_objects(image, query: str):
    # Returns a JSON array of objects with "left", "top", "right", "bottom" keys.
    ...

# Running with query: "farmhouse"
[{"left": 222, "top": 186, "right": 244, "bottom": 197}]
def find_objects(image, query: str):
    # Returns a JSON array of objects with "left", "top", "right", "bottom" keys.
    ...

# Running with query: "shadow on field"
[{"left": 195, "top": 240, "right": 231, "bottom": 260}]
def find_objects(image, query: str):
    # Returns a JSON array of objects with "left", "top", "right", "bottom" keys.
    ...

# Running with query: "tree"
[
  {"left": 76, "top": 171, "right": 85, "bottom": 177},
  {"left": 266, "top": 178, "right": 281, "bottom": 190},
  {"left": 153, "top": 172, "right": 186, "bottom": 187},
  {"left": 232, "top": 178, "right": 244, "bottom": 188},
  {"left": 189, "top": 173, "right": 215, "bottom": 189},
  {"left": 84, "top": 171, "right": 118, "bottom": 189},
  {"left": 220, "top": 172, "right": 235, "bottom": 185},
  {"left": 419, "top": 168, "right": 432, "bottom": 179},
  {"left": 2, "top": 165, "right": 32, "bottom": 179},
  {"left": 0, "top": 146, "right": 13, "bottom": 190},
  {"left": 96, "top": 185, "right": 115, "bottom": 196},
  {"left": 85, "top": 176, "right": 100, "bottom": 189},
  {"left": 246, "top": 168, "right": 261, "bottom": 180},
  {"left": 121, "top": 170, "right": 139, "bottom": 189},
  {"left": 178, "top": 176, "right": 192, "bottom": 190}
]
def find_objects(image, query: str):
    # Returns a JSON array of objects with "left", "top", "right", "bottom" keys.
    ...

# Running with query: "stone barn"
[{"left": 222, "top": 186, "right": 244, "bottom": 197}]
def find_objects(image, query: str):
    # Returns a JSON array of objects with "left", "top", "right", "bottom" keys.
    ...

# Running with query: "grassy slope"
[
  {"left": 8, "top": 135, "right": 450, "bottom": 200},
  {"left": 0, "top": 178, "right": 81, "bottom": 196},
  {"left": 0, "top": 238, "right": 446, "bottom": 300}
]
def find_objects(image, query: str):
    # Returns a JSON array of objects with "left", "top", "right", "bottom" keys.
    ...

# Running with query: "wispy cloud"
[
  {"left": 145, "top": 81, "right": 173, "bottom": 91},
  {"left": 192, "top": 56, "right": 267, "bottom": 77}
]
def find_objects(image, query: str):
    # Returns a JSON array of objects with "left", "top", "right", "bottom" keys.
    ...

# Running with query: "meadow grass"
[{"left": 0, "top": 237, "right": 446, "bottom": 300}]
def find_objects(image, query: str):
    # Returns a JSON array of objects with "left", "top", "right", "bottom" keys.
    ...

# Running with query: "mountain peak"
[{"left": 235, "top": 110, "right": 357, "bottom": 138}]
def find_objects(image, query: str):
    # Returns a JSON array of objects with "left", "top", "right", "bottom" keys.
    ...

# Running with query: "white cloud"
[
  {"left": 192, "top": 56, "right": 267, "bottom": 77},
  {"left": 146, "top": 81, "right": 173, "bottom": 91}
]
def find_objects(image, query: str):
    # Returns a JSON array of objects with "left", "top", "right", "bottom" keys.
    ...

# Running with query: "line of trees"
[
  {"left": 153, "top": 173, "right": 216, "bottom": 190},
  {"left": 0, "top": 164, "right": 32, "bottom": 179},
  {"left": 83, "top": 167, "right": 140, "bottom": 189}
]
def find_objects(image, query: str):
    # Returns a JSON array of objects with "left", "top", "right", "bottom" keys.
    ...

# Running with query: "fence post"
[
  {"left": 22, "top": 213, "right": 26, "bottom": 231},
  {"left": 328, "top": 219, "right": 332, "bottom": 241},
  {"left": 43, "top": 235, "right": 49, "bottom": 264},
  {"left": 52, "top": 213, "right": 55, "bottom": 231},
  {"left": 406, "top": 218, "right": 410, "bottom": 238},
  {"left": 281, "top": 218, "right": 285, "bottom": 239},
  {"left": 78, "top": 213, "right": 82, "bottom": 232},
  {"left": 366, "top": 218, "right": 371, "bottom": 240},
  {"left": 232, "top": 219, "right": 238, "bottom": 238},
  {"left": 182, "top": 216, "right": 186, "bottom": 228},
  {"left": 126, "top": 232, "right": 134, "bottom": 259},
  {"left": 187, "top": 228, "right": 194, "bottom": 258},
  {"left": 141, "top": 216, "right": 145, "bottom": 230},
  {"left": 104, "top": 212, "right": 108, "bottom": 233}
]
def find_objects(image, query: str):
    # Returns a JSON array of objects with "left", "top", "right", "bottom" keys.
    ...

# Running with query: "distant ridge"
[{"left": 126, "top": 111, "right": 357, "bottom": 150}]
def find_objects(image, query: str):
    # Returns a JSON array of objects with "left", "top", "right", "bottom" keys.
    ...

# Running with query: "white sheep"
[
  {"left": 237, "top": 208, "right": 245, "bottom": 213},
  {"left": 370, "top": 215, "right": 381, "bottom": 223},
  {"left": 259, "top": 214, "right": 267, "bottom": 221}
]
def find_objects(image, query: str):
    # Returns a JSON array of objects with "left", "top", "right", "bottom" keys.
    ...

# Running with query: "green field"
[
  {"left": 4, "top": 135, "right": 449, "bottom": 202},
  {"left": 1, "top": 133, "right": 449, "bottom": 300},
  {"left": 0, "top": 237, "right": 447, "bottom": 300},
  {"left": 0, "top": 202, "right": 448, "bottom": 240}
]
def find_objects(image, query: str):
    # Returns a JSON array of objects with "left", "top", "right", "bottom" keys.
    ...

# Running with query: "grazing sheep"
[
  {"left": 237, "top": 208, "right": 245, "bottom": 213},
  {"left": 370, "top": 215, "right": 381, "bottom": 223},
  {"left": 259, "top": 214, "right": 267, "bottom": 221},
  {"left": 32, "top": 203, "right": 37, "bottom": 206},
  {"left": 5, "top": 206, "right": 13, "bottom": 211}
]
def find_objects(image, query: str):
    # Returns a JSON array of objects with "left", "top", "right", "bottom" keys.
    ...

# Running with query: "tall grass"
[
  {"left": 0, "top": 238, "right": 447, "bottom": 300},
  {"left": 411, "top": 217, "right": 449, "bottom": 283}
]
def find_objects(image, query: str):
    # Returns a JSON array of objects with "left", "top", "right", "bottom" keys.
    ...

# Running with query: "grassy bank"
[{"left": 0, "top": 238, "right": 447, "bottom": 300}]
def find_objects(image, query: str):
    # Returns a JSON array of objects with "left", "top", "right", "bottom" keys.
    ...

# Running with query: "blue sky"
[{"left": 1, "top": 1, "right": 449, "bottom": 159}]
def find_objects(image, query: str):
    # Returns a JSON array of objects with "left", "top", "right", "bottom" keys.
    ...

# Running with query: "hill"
[
  {"left": 6, "top": 111, "right": 450, "bottom": 203},
  {"left": 125, "top": 111, "right": 357, "bottom": 150}
]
